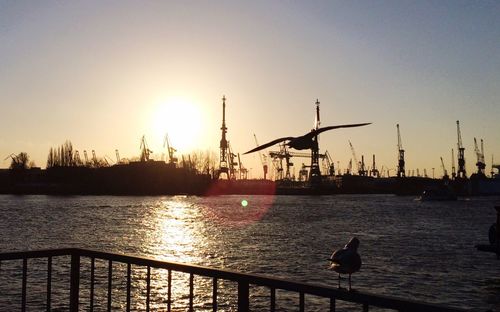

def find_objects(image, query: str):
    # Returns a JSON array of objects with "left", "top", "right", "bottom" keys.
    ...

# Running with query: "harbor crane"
[
  {"left": 140, "top": 135, "right": 152, "bottom": 162},
  {"left": 163, "top": 134, "right": 178, "bottom": 165},
  {"left": 228, "top": 143, "right": 238, "bottom": 180},
  {"left": 237, "top": 153, "right": 248, "bottom": 180},
  {"left": 92, "top": 150, "right": 97, "bottom": 166},
  {"left": 348, "top": 140, "right": 367, "bottom": 176},
  {"left": 253, "top": 134, "right": 268, "bottom": 180},
  {"left": 269, "top": 144, "right": 293, "bottom": 180},
  {"left": 217, "top": 96, "right": 231, "bottom": 179},
  {"left": 83, "top": 150, "right": 89, "bottom": 166},
  {"left": 440, "top": 156, "right": 449, "bottom": 179},
  {"left": 474, "top": 137, "right": 486, "bottom": 175},
  {"left": 371, "top": 154, "right": 380, "bottom": 177},
  {"left": 456, "top": 121, "right": 466, "bottom": 179},
  {"left": 348, "top": 141, "right": 359, "bottom": 174},
  {"left": 74, "top": 151, "right": 82, "bottom": 166},
  {"left": 451, "top": 149, "right": 456, "bottom": 180},
  {"left": 492, "top": 155, "right": 495, "bottom": 177},
  {"left": 322, "top": 150, "right": 335, "bottom": 176},
  {"left": 396, "top": 124, "right": 405, "bottom": 178}
]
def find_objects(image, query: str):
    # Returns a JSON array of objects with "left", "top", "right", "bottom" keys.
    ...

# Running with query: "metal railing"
[{"left": 0, "top": 248, "right": 465, "bottom": 312}]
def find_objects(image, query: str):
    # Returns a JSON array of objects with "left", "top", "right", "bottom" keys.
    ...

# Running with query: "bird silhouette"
[
  {"left": 328, "top": 237, "right": 362, "bottom": 290},
  {"left": 244, "top": 123, "right": 371, "bottom": 154}
]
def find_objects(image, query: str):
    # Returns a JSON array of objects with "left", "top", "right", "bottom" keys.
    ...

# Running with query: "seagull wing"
[
  {"left": 312, "top": 123, "right": 372, "bottom": 136},
  {"left": 329, "top": 248, "right": 347, "bottom": 264},
  {"left": 243, "top": 137, "right": 295, "bottom": 154}
]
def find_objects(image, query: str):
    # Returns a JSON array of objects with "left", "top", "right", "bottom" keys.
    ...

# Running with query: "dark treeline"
[
  {"left": 47, "top": 141, "right": 113, "bottom": 169},
  {"left": 44, "top": 140, "right": 218, "bottom": 175}
]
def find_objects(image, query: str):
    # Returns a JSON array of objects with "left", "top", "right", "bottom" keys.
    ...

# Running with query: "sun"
[{"left": 151, "top": 97, "right": 203, "bottom": 153}]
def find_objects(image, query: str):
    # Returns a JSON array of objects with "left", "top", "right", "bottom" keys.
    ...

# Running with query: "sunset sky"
[{"left": 1, "top": 1, "right": 499, "bottom": 178}]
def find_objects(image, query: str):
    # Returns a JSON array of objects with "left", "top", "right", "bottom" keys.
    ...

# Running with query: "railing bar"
[
  {"left": 107, "top": 260, "right": 112, "bottom": 312},
  {"left": 167, "top": 269, "right": 172, "bottom": 312},
  {"left": 0, "top": 248, "right": 468, "bottom": 312},
  {"left": 146, "top": 266, "right": 151, "bottom": 312},
  {"left": 212, "top": 277, "right": 218, "bottom": 312},
  {"left": 90, "top": 257, "right": 95, "bottom": 312},
  {"left": 189, "top": 273, "right": 194, "bottom": 312},
  {"left": 47, "top": 256, "right": 52, "bottom": 312},
  {"left": 299, "top": 292, "right": 304, "bottom": 312},
  {"left": 238, "top": 281, "right": 249, "bottom": 312},
  {"left": 126, "top": 263, "right": 131, "bottom": 312},
  {"left": 22, "top": 258, "right": 27, "bottom": 312},
  {"left": 330, "top": 297, "right": 335, "bottom": 312},
  {"left": 270, "top": 287, "right": 275, "bottom": 312},
  {"left": 69, "top": 253, "right": 81, "bottom": 312}
]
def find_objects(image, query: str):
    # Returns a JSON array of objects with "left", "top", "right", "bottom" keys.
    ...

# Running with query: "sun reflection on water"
[
  {"left": 134, "top": 196, "right": 217, "bottom": 310},
  {"left": 151, "top": 197, "right": 202, "bottom": 264}
]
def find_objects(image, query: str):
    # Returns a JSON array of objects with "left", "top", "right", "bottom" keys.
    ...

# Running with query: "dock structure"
[{"left": 0, "top": 248, "right": 466, "bottom": 312}]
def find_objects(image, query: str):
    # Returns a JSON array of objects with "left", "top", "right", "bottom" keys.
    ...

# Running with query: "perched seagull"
[{"left": 328, "top": 237, "right": 362, "bottom": 290}]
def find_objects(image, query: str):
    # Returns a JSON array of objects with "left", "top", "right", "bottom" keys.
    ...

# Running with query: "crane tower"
[
  {"left": 396, "top": 124, "right": 405, "bottom": 178},
  {"left": 456, "top": 120, "right": 466, "bottom": 179},
  {"left": 451, "top": 149, "right": 456, "bottom": 180},
  {"left": 217, "top": 96, "right": 231, "bottom": 179},
  {"left": 309, "top": 99, "right": 322, "bottom": 181}
]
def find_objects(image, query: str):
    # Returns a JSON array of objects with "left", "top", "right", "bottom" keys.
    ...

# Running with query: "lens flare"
[{"left": 200, "top": 194, "right": 275, "bottom": 228}]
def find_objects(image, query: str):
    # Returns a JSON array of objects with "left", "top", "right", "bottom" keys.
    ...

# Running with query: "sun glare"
[{"left": 151, "top": 97, "right": 203, "bottom": 153}]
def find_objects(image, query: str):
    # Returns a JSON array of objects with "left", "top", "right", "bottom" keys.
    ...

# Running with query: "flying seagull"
[
  {"left": 328, "top": 237, "right": 362, "bottom": 290},
  {"left": 244, "top": 123, "right": 371, "bottom": 154}
]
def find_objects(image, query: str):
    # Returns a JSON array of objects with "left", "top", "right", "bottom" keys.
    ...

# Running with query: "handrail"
[{"left": 0, "top": 248, "right": 466, "bottom": 312}]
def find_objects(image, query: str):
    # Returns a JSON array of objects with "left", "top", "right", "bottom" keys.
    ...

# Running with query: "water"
[{"left": 1, "top": 194, "right": 500, "bottom": 311}]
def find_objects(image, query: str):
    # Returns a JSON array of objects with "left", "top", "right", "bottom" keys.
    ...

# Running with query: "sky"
[{"left": 1, "top": 1, "right": 499, "bottom": 178}]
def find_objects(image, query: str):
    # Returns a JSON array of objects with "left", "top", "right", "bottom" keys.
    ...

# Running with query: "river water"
[{"left": 0, "top": 194, "right": 499, "bottom": 311}]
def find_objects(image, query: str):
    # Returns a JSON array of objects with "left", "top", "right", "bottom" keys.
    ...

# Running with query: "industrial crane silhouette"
[
  {"left": 140, "top": 135, "right": 153, "bottom": 162},
  {"left": 474, "top": 137, "right": 486, "bottom": 175},
  {"left": 440, "top": 156, "right": 449, "bottom": 179},
  {"left": 244, "top": 100, "right": 370, "bottom": 181},
  {"left": 253, "top": 134, "right": 269, "bottom": 180},
  {"left": 456, "top": 120, "right": 467, "bottom": 179},
  {"left": 396, "top": 124, "right": 405, "bottom": 178},
  {"left": 163, "top": 134, "right": 178, "bottom": 165}
]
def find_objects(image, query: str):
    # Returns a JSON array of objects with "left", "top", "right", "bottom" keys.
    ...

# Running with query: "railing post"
[
  {"left": 69, "top": 252, "right": 81, "bottom": 312},
  {"left": 22, "top": 258, "right": 27, "bottom": 312},
  {"left": 237, "top": 281, "right": 249, "bottom": 312},
  {"left": 496, "top": 206, "right": 500, "bottom": 259}
]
